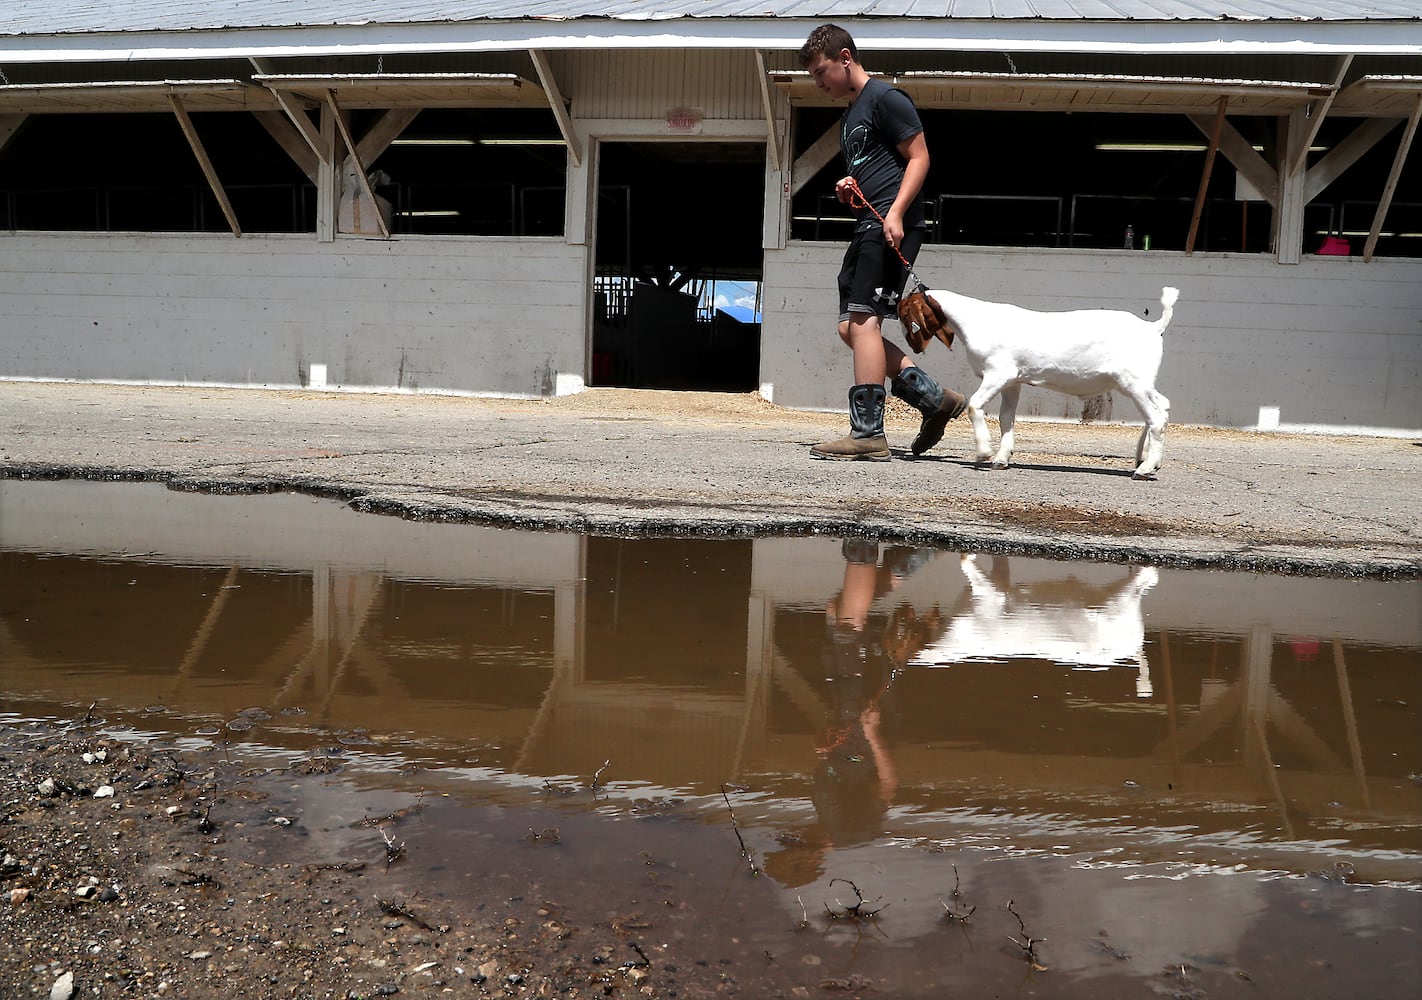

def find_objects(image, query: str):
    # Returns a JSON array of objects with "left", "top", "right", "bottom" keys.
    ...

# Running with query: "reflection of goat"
[
  {"left": 883, "top": 604, "right": 942, "bottom": 667},
  {"left": 898, "top": 286, "right": 1179, "bottom": 479},
  {"left": 912, "top": 555, "right": 1159, "bottom": 697}
]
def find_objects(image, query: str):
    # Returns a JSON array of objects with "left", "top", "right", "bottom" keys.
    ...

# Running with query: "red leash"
[{"left": 842, "top": 177, "right": 926, "bottom": 292}]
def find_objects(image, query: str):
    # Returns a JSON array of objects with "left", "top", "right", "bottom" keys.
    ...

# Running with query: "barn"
[{"left": 2, "top": 2, "right": 1419, "bottom": 433}]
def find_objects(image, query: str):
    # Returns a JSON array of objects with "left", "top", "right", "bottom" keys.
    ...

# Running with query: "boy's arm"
[{"left": 884, "top": 132, "right": 929, "bottom": 248}]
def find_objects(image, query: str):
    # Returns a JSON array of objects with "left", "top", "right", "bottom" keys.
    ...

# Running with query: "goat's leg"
[
  {"left": 965, "top": 404, "right": 994, "bottom": 463},
  {"left": 966, "top": 373, "right": 1014, "bottom": 464},
  {"left": 1120, "top": 381, "right": 1170, "bottom": 479},
  {"left": 990, "top": 384, "right": 1022, "bottom": 469}
]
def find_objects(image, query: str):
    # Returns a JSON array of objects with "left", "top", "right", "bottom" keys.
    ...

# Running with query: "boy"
[{"left": 798, "top": 23, "right": 966, "bottom": 460}]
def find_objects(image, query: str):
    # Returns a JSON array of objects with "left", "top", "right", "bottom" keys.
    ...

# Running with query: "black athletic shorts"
[{"left": 837, "top": 225, "right": 924, "bottom": 323}]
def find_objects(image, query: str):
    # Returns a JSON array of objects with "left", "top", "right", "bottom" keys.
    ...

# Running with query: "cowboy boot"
[
  {"left": 891, "top": 366, "right": 967, "bottom": 456},
  {"left": 810, "top": 384, "right": 890, "bottom": 461}
]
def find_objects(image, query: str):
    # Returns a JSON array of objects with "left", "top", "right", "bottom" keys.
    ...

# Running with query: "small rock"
[
  {"left": 272, "top": 817, "right": 292, "bottom": 827},
  {"left": 412, "top": 961, "right": 437, "bottom": 973},
  {"left": 478, "top": 960, "right": 500, "bottom": 980},
  {"left": 49, "top": 971, "right": 75, "bottom": 1000},
  {"left": 93, "top": 786, "right": 115, "bottom": 799},
  {"left": 36, "top": 778, "right": 55, "bottom": 797},
  {"left": 627, "top": 968, "right": 650, "bottom": 985},
  {"left": 189, "top": 951, "right": 212, "bottom": 961},
  {"left": 10, "top": 888, "right": 31, "bottom": 905},
  {"left": 74, "top": 886, "right": 96, "bottom": 899}
]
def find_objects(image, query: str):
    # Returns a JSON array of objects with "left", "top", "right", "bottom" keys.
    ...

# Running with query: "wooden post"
[
  {"left": 168, "top": 94, "right": 241, "bottom": 237},
  {"left": 325, "top": 89, "right": 390, "bottom": 238},
  {"left": 1186, "top": 96, "right": 1227, "bottom": 255},
  {"left": 1364, "top": 93, "right": 1422, "bottom": 262}
]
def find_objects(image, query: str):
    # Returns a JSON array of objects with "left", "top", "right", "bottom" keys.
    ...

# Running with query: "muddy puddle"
[{"left": 2, "top": 479, "right": 1419, "bottom": 998}]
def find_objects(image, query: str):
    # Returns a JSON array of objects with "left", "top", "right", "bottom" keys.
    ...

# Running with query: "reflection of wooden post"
[
  {"left": 515, "top": 535, "right": 586, "bottom": 773},
  {"left": 1243, "top": 623, "right": 1295, "bottom": 839},
  {"left": 311, "top": 564, "right": 332, "bottom": 695},
  {"left": 1158, "top": 628, "right": 1182, "bottom": 788},
  {"left": 1333, "top": 639, "right": 1372, "bottom": 809},
  {"left": 169, "top": 565, "right": 240, "bottom": 697},
  {"left": 731, "top": 591, "right": 773, "bottom": 779},
  {"left": 313, "top": 571, "right": 383, "bottom": 719}
]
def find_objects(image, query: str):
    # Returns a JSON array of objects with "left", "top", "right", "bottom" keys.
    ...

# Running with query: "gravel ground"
[{"left": 0, "top": 720, "right": 762, "bottom": 1000}]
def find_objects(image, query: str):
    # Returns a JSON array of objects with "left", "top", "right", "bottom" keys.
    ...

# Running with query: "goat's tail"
[{"left": 1156, "top": 286, "right": 1180, "bottom": 332}]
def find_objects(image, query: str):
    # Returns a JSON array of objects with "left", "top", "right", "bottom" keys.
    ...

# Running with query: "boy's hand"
[
  {"left": 834, "top": 176, "right": 855, "bottom": 204},
  {"left": 883, "top": 211, "right": 905, "bottom": 249}
]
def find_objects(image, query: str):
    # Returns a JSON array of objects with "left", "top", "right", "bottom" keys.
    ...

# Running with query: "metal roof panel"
[{"left": 6, "top": 1, "right": 1422, "bottom": 37}]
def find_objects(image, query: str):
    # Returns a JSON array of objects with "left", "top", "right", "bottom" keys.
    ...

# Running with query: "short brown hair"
[{"left": 798, "top": 24, "right": 858, "bottom": 67}]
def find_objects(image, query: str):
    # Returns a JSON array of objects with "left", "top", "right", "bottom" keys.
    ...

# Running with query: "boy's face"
[{"left": 805, "top": 48, "right": 855, "bottom": 99}]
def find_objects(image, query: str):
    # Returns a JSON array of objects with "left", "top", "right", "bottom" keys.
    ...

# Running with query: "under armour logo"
[{"left": 874, "top": 286, "right": 900, "bottom": 307}]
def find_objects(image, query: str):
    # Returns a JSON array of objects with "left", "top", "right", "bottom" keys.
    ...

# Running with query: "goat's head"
[{"left": 898, "top": 289, "right": 955, "bottom": 353}]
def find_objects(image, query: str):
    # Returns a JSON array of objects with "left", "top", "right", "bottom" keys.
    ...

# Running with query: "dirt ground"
[{"left": 0, "top": 720, "right": 761, "bottom": 1000}]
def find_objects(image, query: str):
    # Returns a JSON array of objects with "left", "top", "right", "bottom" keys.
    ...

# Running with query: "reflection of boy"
[
  {"left": 797, "top": 24, "right": 967, "bottom": 461},
  {"left": 763, "top": 540, "right": 938, "bottom": 888}
]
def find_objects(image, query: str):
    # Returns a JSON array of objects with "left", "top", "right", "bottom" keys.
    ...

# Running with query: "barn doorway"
[{"left": 591, "top": 141, "right": 764, "bottom": 391}]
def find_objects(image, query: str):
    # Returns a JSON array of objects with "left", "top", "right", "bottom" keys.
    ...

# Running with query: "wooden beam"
[
  {"left": 1289, "top": 54, "right": 1352, "bottom": 176},
  {"left": 324, "top": 89, "right": 389, "bottom": 238},
  {"left": 1189, "top": 111, "right": 1276, "bottom": 208},
  {"left": 0, "top": 114, "right": 26, "bottom": 153},
  {"left": 1187, "top": 96, "right": 1228, "bottom": 256},
  {"left": 251, "top": 57, "right": 326, "bottom": 166},
  {"left": 528, "top": 49, "right": 581, "bottom": 168},
  {"left": 1305, "top": 116, "right": 1405, "bottom": 202},
  {"left": 791, "top": 125, "right": 841, "bottom": 197},
  {"left": 1365, "top": 93, "right": 1422, "bottom": 262},
  {"left": 253, "top": 110, "right": 319, "bottom": 184},
  {"left": 167, "top": 94, "right": 241, "bottom": 237},
  {"left": 755, "top": 49, "right": 781, "bottom": 172},
  {"left": 346, "top": 106, "right": 420, "bottom": 174}
]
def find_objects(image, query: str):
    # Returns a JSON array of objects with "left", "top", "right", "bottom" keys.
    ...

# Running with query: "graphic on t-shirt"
[{"left": 844, "top": 123, "right": 870, "bottom": 168}]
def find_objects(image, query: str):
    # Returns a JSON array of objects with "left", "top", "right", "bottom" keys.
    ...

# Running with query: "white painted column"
[{"left": 1274, "top": 107, "right": 1310, "bottom": 265}]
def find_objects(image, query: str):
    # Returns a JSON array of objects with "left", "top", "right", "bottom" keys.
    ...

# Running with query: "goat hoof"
[
  {"left": 990, "top": 461, "right": 1009, "bottom": 471},
  {"left": 1132, "top": 469, "right": 1158, "bottom": 481}
]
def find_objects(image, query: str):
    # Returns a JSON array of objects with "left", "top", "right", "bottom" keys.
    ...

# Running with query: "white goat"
[{"left": 899, "top": 285, "right": 1179, "bottom": 479}]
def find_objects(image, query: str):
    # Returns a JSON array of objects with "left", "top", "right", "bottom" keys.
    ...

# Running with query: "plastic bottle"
[{"left": 1124, "top": 224, "right": 1135, "bottom": 250}]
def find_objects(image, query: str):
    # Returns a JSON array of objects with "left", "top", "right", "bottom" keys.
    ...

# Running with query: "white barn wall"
[
  {"left": 762, "top": 244, "right": 1422, "bottom": 435},
  {"left": 0, "top": 232, "right": 587, "bottom": 396},
  {"left": 555, "top": 49, "right": 766, "bottom": 120}
]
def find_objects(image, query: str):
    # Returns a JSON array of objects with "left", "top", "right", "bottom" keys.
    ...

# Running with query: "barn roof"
[
  {"left": 5, "top": 3, "right": 1422, "bottom": 37},
  {"left": 3, "top": 2, "right": 1419, "bottom": 62}
]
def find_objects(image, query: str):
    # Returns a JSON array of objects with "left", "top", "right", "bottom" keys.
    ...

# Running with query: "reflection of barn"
[
  {"left": 1, "top": 482, "right": 1419, "bottom": 876},
  {"left": 1, "top": 4, "right": 1419, "bottom": 432}
]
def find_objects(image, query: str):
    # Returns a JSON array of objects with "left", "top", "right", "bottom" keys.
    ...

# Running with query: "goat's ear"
[
  {"left": 922, "top": 292, "right": 954, "bottom": 350},
  {"left": 899, "top": 291, "right": 935, "bottom": 353},
  {"left": 899, "top": 290, "right": 952, "bottom": 353}
]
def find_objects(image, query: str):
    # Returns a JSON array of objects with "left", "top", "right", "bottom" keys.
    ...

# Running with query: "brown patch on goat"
[{"left": 898, "top": 290, "right": 956, "bottom": 353}]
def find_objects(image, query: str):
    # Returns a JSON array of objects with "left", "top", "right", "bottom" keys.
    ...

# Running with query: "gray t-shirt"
[{"left": 840, "top": 78, "right": 926, "bottom": 232}]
